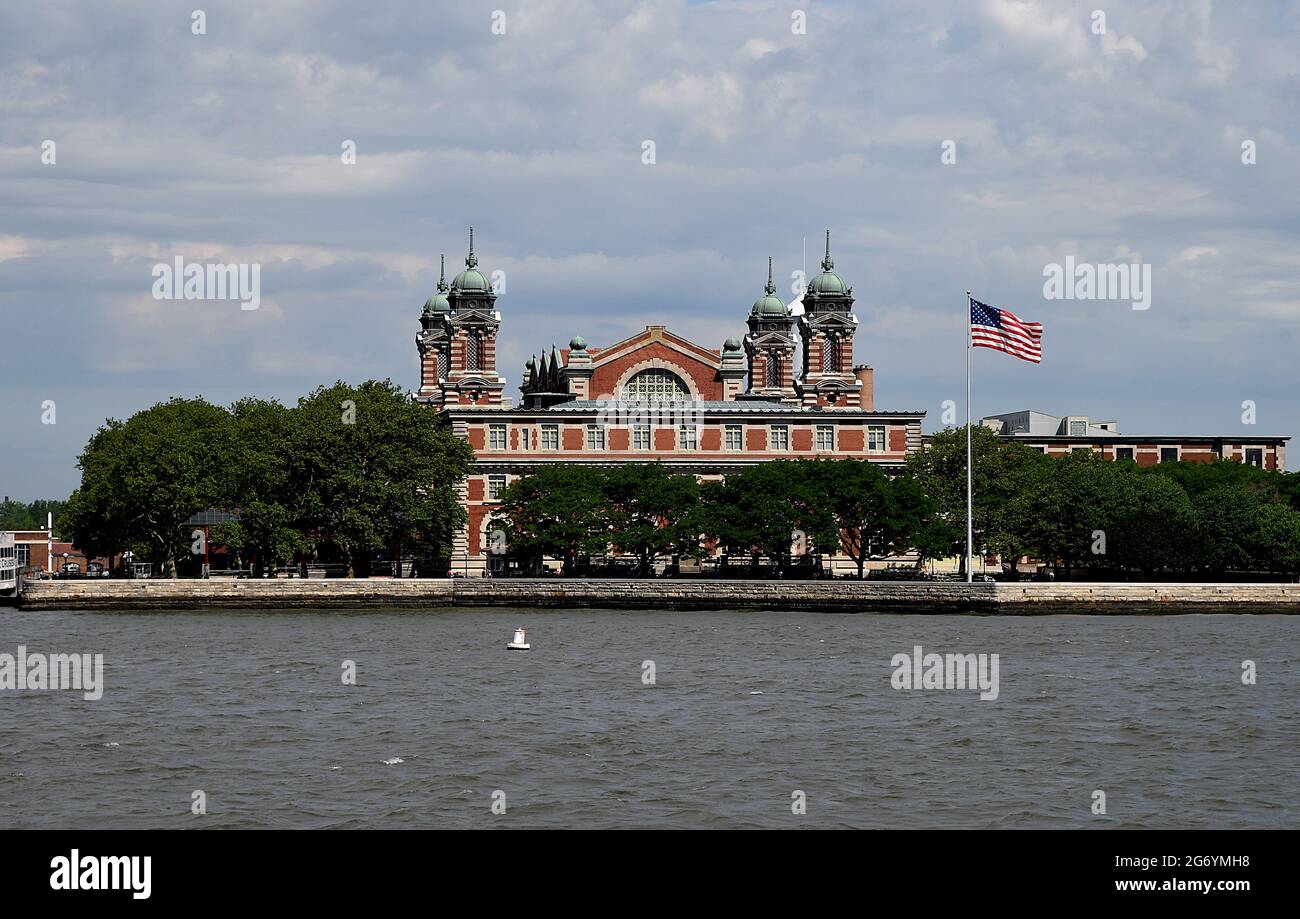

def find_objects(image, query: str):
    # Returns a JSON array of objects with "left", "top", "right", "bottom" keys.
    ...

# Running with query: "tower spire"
[
  {"left": 765, "top": 257, "right": 775, "bottom": 296},
  {"left": 437, "top": 253, "right": 448, "bottom": 292},
  {"left": 822, "top": 228, "right": 833, "bottom": 271},
  {"left": 466, "top": 226, "right": 477, "bottom": 268}
]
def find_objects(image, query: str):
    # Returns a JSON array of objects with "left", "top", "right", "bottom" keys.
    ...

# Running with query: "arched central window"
[{"left": 622, "top": 368, "right": 689, "bottom": 401}]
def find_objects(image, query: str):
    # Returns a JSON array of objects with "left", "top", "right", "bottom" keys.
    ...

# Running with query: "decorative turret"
[
  {"left": 431, "top": 228, "right": 507, "bottom": 407},
  {"left": 421, "top": 254, "right": 451, "bottom": 329},
  {"left": 742, "top": 257, "right": 797, "bottom": 403},
  {"left": 797, "top": 229, "right": 861, "bottom": 408}
]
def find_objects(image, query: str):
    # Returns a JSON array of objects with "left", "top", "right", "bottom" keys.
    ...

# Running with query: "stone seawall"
[{"left": 13, "top": 579, "right": 1300, "bottom": 613}]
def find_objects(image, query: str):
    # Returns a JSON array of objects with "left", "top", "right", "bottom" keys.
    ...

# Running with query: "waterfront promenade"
[{"left": 13, "top": 579, "right": 1300, "bottom": 613}]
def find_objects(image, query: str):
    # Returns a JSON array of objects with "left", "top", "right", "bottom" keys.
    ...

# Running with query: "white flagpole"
[{"left": 966, "top": 290, "right": 973, "bottom": 584}]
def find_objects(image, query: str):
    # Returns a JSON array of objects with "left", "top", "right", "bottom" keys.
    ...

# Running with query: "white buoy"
[{"left": 507, "top": 627, "right": 530, "bottom": 651}]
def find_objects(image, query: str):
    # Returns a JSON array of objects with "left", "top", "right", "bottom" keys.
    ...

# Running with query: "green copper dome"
[
  {"left": 750, "top": 257, "right": 788, "bottom": 318},
  {"left": 423, "top": 253, "right": 451, "bottom": 315},
  {"left": 808, "top": 229, "right": 848, "bottom": 295},
  {"left": 451, "top": 226, "right": 493, "bottom": 294}
]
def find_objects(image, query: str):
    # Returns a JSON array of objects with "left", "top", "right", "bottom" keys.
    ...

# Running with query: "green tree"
[
  {"left": 906, "top": 426, "right": 1045, "bottom": 574},
  {"left": 0, "top": 498, "right": 71, "bottom": 536},
  {"left": 602, "top": 463, "right": 701, "bottom": 575},
  {"left": 701, "top": 461, "right": 810, "bottom": 573},
  {"left": 222, "top": 398, "right": 309, "bottom": 576},
  {"left": 795, "top": 459, "right": 933, "bottom": 579},
  {"left": 290, "top": 380, "right": 471, "bottom": 576},
  {"left": 492, "top": 464, "right": 608, "bottom": 574},
  {"left": 61, "top": 398, "right": 235, "bottom": 576}
]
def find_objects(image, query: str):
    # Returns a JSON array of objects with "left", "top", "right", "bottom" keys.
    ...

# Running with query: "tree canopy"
[{"left": 60, "top": 381, "right": 471, "bottom": 576}]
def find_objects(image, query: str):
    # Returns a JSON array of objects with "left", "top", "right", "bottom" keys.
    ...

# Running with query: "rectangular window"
[
  {"left": 488, "top": 423, "right": 507, "bottom": 451},
  {"left": 518, "top": 427, "right": 532, "bottom": 451},
  {"left": 633, "top": 424, "right": 652, "bottom": 451},
  {"left": 679, "top": 425, "right": 698, "bottom": 450},
  {"left": 1246, "top": 448, "right": 1263, "bottom": 468},
  {"left": 1160, "top": 447, "right": 1179, "bottom": 464},
  {"left": 586, "top": 424, "right": 606, "bottom": 451},
  {"left": 770, "top": 425, "right": 790, "bottom": 451},
  {"left": 487, "top": 474, "right": 507, "bottom": 500},
  {"left": 1069, "top": 420, "right": 1087, "bottom": 436},
  {"left": 867, "top": 425, "right": 886, "bottom": 452},
  {"left": 816, "top": 424, "right": 835, "bottom": 451},
  {"left": 724, "top": 424, "right": 743, "bottom": 452},
  {"left": 1115, "top": 447, "right": 1134, "bottom": 461},
  {"left": 541, "top": 424, "right": 560, "bottom": 450}
]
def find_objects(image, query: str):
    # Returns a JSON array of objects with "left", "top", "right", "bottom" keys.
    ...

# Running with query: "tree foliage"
[{"left": 60, "top": 381, "right": 471, "bottom": 576}]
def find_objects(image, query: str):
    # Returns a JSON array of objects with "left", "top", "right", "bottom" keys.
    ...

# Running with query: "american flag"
[{"left": 970, "top": 299, "right": 1042, "bottom": 363}]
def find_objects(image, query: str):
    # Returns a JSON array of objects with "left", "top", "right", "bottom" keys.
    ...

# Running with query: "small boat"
[{"left": 507, "top": 627, "right": 530, "bottom": 651}]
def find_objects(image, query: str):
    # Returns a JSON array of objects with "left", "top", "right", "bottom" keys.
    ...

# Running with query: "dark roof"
[
  {"left": 185, "top": 509, "right": 242, "bottom": 526},
  {"left": 534, "top": 400, "right": 925, "bottom": 416},
  {"left": 999, "top": 433, "right": 1290, "bottom": 443}
]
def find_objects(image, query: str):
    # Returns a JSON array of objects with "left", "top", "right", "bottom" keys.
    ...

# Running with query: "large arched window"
[{"left": 622, "top": 368, "right": 689, "bottom": 401}]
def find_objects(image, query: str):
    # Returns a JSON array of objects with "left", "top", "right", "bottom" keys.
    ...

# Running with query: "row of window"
[
  {"left": 486, "top": 423, "right": 891, "bottom": 453},
  {"left": 1045, "top": 445, "right": 1267, "bottom": 466}
]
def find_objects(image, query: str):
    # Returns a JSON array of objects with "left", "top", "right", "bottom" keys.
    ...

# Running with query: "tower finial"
[
  {"left": 466, "top": 226, "right": 477, "bottom": 268},
  {"left": 765, "top": 257, "right": 776, "bottom": 296},
  {"left": 822, "top": 228, "right": 833, "bottom": 271},
  {"left": 437, "top": 253, "right": 448, "bottom": 291}
]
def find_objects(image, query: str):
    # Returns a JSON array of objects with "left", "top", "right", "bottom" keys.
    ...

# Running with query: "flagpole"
[{"left": 966, "top": 289, "right": 973, "bottom": 584}]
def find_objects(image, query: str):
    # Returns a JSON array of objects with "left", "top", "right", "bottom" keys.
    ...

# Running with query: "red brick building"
[
  {"left": 416, "top": 231, "right": 924, "bottom": 575},
  {"left": 980, "top": 411, "right": 1288, "bottom": 470},
  {"left": 1, "top": 530, "right": 96, "bottom": 578}
]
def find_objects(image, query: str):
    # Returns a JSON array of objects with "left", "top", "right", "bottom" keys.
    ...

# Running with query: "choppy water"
[{"left": 1, "top": 609, "right": 1296, "bottom": 829}]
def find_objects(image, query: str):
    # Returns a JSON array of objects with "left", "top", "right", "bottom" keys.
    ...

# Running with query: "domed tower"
[
  {"left": 442, "top": 227, "right": 506, "bottom": 407},
  {"left": 742, "top": 257, "right": 798, "bottom": 403},
  {"left": 415, "top": 254, "right": 454, "bottom": 404},
  {"left": 797, "top": 229, "right": 861, "bottom": 408}
]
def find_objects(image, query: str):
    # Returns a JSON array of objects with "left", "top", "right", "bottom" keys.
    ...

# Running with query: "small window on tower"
[
  {"left": 765, "top": 354, "right": 781, "bottom": 388},
  {"left": 466, "top": 332, "right": 483, "bottom": 371}
]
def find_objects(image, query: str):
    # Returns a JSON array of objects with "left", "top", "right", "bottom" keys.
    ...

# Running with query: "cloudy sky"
[{"left": 2, "top": 0, "right": 1298, "bottom": 499}]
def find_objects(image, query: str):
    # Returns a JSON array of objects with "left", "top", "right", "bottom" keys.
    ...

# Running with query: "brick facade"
[{"left": 417, "top": 233, "right": 925, "bottom": 575}]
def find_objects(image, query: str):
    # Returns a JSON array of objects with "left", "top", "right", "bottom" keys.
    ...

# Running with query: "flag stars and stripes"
[{"left": 970, "top": 299, "right": 1043, "bottom": 363}]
